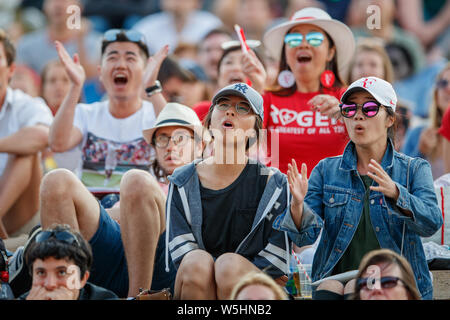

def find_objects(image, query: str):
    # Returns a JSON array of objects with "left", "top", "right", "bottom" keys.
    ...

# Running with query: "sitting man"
[
  {"left": 21, "top": 224, "right": 117, "bottom": 300},
  {"left": 40, "top": 102, "right": 204, "bottom": 298},
  {"left": 0, "top": 29, "right": 53, "bottom": 240}
]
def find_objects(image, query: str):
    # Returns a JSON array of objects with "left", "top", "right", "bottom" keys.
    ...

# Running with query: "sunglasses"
[
  {"left": 339, "top": 101, "right": 383, "bottom": 118},
  {"left": 436, "top": 79, "right": 449, "bottom": 90},
  {"left": 154, "top": 133, "right": 194, "bottom": 148},
  {"left": 215, "top": 99, "right": 252, "bottom": 115},
  {"left": 357, "top": 276, "right": 406, "bottom": 291},
  {"left": 284, "top": 32, "right": 325, "bottom": 48},
  {"left": 35, "top": 230, "right": 81, "bottom": 247},
  {"left": 103, "top": 29, "right": 145, "bottom": 43}
]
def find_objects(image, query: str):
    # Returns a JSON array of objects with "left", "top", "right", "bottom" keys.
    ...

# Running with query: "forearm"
[
  {"left": 0, "top": 126, "right": 49, "bottom": 154},
  {"left": 397, "top": 0, "right": 450, "bottom": 46},
  {"left": 144, "top": 91, "right": 167, "bottom": 117},
  {"left": 290, "top": 202, "right": 303, "bottom": 230},
  {"left": 49, "top": 85, "right": 82, "bottom": 152}
]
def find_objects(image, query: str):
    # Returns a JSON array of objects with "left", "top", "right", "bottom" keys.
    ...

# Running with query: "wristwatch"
[{"left": 145, "top": 80, "right": 162, "bottom": 97}]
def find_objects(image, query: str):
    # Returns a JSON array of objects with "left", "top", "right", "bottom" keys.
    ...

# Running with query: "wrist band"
[{"left": 145, "top": 80, "right": 162, "bottom": 97}]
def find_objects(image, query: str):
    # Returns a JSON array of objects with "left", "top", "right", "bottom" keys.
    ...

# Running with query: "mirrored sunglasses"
[
  {"left": 284, "top": 31, "right": 325, "bottom": 48},
  {"left": 339, "top": 101, "right": 382, "bottom": 118}
]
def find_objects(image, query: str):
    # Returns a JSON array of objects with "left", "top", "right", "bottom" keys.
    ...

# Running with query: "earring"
[
  {"left": 320, "top": 63, "right": 335, "bottom": 88},
  {"left": 278, "top": 69, "right": 295, "bottom": 88}
]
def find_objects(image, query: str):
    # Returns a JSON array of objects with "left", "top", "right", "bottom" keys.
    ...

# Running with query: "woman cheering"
[
  {"left": 166, "top": 83, "right": 292, "bottom": 300},
  {"left": 262, "top": 7, "right": 355, "bottom": 174},
  {"left": 277, "top": 77, "right": 443, "bottom": 300}
]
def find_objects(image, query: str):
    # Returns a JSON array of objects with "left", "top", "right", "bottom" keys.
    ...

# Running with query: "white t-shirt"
[
  {"left": 0, "top": 88, "right": 53, "bottom": 175},
  {"left": 73, "top": 99, "right": 156, "bottom": 191},
  {"left": 133, "top": 10, "right": 223, "bottom": 54}
]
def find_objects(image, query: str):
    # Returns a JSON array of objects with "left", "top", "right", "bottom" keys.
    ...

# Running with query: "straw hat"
[
  {"left": 263, "top": 7, "right": 355, "bottom": 74},
  {"left": 142, "top": 103, "right": 202, "bottom": 144}
]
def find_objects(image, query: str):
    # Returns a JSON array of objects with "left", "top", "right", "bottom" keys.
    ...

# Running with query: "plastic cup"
[{"left": 298, "top": 264, "right": 312, "bottom": 299}]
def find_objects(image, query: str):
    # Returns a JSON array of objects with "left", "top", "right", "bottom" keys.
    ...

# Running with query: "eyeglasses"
[
  {"left": 215, "top": 99, "right": 252, "bottom": 115},
  {"left": 103, "top": 29, "right": 146, "bottom": 44},
  {"left": 357, "top": 276, "right": 406, "bottom": 291},
  {"left": 436, "top": 79, "right": 449, "bottom": 90},
  {"left": 339, "top": 101, "right": 383, "bottom": 118},
  {"left": 35, "top": 230, "right": 81, "bottom": 247},
  {"left": 284, "top": 32, "right": 325, "bottom": 48},
  {"left": 154, "top": 133, "right": 194, "bottom": 148}
]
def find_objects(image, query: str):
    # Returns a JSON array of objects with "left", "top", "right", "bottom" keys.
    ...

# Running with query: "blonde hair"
[
  {"left": 346, "top": 37, "right": 395, "bottom": 84},
  {"left": 229, "top": 271, "right": 288, "bottom": 300},
  {"left": 425, "top": 62, "right": 450, "bottom": 160}
]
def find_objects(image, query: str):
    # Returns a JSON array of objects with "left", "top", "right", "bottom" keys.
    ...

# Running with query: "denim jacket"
[{"left": 275, "top": 139, "right": 443, "bottom": 299}]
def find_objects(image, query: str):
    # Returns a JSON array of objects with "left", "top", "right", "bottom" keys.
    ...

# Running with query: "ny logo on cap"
[{"left": 234, "top": 83, "right": 248, "bottom": 94}]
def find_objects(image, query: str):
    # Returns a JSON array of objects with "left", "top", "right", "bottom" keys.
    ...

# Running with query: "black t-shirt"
[{"left": 200, "top": 161, "right": 268, "bottom": 259}]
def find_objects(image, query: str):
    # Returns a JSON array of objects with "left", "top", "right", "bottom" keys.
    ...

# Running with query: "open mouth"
[
  {"left": 113, "top": 74, "right": 128, "bottom": 86},
  {"left": 297, "top": 53, "right": 312, "bottom": 63},
  {"left": 355, "top": 124, "right": 365, "bottom": 133},
  {"left": 222, "top": 120, "right": 234, "bottom": 129}
]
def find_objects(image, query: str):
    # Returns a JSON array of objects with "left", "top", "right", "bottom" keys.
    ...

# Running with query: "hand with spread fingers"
[
  {"left": 287, "top": 159, "right": 308, "bottom": 229},
  {"left": 55, "top": 40, "right": 86, "bottom": 88},
  {"left": 143, "top": 44, "right": 169, "bottom": 88},
  {"left": 367, "top": 159, "right": 399, "bottom": 200}
]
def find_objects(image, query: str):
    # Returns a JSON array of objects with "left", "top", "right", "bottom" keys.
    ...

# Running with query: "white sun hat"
[
  {"left": 263, "top": 7, "right": 355, "bottom": 75},
  {"left": 142, "top": 103, "right": 202, "bottom": 144}
]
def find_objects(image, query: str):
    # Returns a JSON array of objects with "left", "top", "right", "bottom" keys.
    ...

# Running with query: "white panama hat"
[
  {"left": 263, "top": 7, "right": 355, "bottom": 75},
  {"left": 142, "top": 103, "right": 202, "bottom": 144}
]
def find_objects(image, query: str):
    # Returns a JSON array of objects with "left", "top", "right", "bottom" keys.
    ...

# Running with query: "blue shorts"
[{"left": 88, "top": 204, "right": 177, "bottom": 298}]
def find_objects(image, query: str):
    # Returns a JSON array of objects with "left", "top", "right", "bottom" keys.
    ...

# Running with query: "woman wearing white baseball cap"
[
  {"left": 261, "top": 7, "right": 355, "bottom": 175},
  {"left": 277, "top": 76, "right": 442, "bottom": 300}
]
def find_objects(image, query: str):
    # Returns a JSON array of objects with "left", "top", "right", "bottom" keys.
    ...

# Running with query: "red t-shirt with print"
[{"left": 263, "top": 87, "right": 349, "bottom": 175}]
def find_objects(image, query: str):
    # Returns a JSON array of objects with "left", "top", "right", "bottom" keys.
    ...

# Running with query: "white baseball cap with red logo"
[{"left": 340, "top": 76, "right": 397, "bottom": 111}]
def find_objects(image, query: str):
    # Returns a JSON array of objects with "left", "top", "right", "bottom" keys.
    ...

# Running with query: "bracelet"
[{"left": 145, "top": 80, "right": 162, "bottom": 97}]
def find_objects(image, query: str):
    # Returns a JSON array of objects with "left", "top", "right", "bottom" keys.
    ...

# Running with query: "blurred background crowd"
[{"left": 0, "top": 0, "right": 449, "bottom": 177}]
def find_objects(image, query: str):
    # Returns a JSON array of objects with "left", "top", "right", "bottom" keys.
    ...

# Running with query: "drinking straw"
[{"left": 292, "top": 249, "right": 311, "bottom": 281}]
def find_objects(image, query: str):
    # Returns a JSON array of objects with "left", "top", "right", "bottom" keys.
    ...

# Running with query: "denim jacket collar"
[{"left": 339, "top": 138, "right": 395, "bottom": 172}]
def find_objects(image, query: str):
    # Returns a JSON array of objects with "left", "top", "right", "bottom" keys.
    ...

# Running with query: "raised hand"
[
  {"left": 288, "top": 159, "right": 308, "bottom": 206},
  {"left": 308, "top": 94, "right": 341, "bottom": 119},
  {"left": 367, "top": 159, "right": 399, "bottom": 200},
  {"left": 287, "top": 159, "right": 308, "bottom": 229},
  {"left": 55, "top": 40, "right": 86, "bottom": 87},
  {"left": 242, "top": 49, "right": 267, "bottom": 93},
  {"left": 143, "top": 44, "right": 169, "bottom": 88}
]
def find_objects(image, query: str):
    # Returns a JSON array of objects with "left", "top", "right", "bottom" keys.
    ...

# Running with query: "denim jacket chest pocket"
[{"left": 322, "top": 191, "right": 350, "bottom": 226}]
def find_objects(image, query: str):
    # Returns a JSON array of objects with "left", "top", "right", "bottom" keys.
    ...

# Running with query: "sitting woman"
[
  {"left": 166, "top": 83, "right": 294, "bottom": 300},
  {"left": 276, "top": 76, "right": 442, "bottom": 300},
  {"left": 352, "top": 248, "right": 421, "bottom": 300}
]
